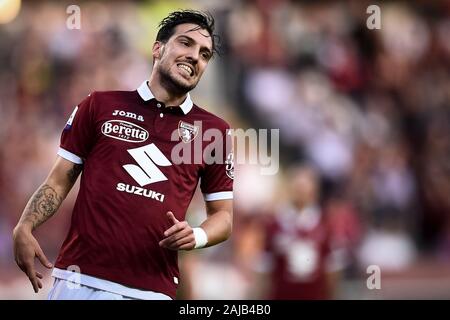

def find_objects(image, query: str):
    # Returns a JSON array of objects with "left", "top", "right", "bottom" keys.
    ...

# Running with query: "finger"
[
  {"left": 159, "top": 237, "right": 176, "bottom": 248},
  {"left": 162, "top": 229, "right": 192, "bottom": 246},
  {"left": 26, "top": 272, "right": 39, "bottom": 293},
  {"left": 16, "top": 260, "right": 27, "bottom": 273},
  {"left": 166, "top": 211, "right": 179, "bottom": 225},
  {"left": 35, "top": 246, "right": 53, "bottom": 269},
  {"left": 178, "top": 241, "right": 196, "bottom": 251},
  {"left": 22, "top": 260, "right": 34, "bottom": 277},
  {"left": 160, "top": 235, "right": 193, "bottom": 250},
  {"left": 173, "top": 237, "right": 194, "bottom": 249},
  {"left": 163, "top": 221, "right": 187, "bottom": 237},
  {"left": 36, "top": 272, "right": 43, "bottom": 279},
  {"left": 29, "top": 280, "right": 39, "bottom": 293},
  {"left": 159, "top": 236, "right": 180, "bottom": 248},
  {"left": 160, "top": 239, "right": 190, "bottom": 250},
  {"left": 24, "top": 265, "right": 39, "bottom": 293}
]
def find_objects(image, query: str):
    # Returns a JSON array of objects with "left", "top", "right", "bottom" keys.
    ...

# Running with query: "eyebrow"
[{"left": 176, "top": 34, "right": 213, "bottom": 57}]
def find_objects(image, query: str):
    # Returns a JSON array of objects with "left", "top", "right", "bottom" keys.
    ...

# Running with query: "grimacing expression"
[{"left": 154, "top": 23, "right": 213, "bottom": 94}]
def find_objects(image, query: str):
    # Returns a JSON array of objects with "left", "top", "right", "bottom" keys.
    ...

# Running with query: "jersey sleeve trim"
[
  {"left": 57, "top": 147, "right": 83, "bottom": 164},
  {"left": 203, "top": 191, "right": 233, "bottom": 201}
]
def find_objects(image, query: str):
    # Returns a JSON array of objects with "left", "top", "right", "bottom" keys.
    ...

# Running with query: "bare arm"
[
  {"left": 13, "top": 156, "right": 82, "bottom": 293},
  {"left": 159, "top": 199, "right": 233, "bottom": 250},
  {"left": 200, "top": 199, "right": 233, "bottom": 247},
  {"left": 16, "top": 156, "right": 82, "bottom": 231}
]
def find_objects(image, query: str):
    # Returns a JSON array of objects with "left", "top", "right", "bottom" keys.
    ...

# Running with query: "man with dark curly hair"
[{"left": 13, "top": 10, "right": 234, "bottom": 300}]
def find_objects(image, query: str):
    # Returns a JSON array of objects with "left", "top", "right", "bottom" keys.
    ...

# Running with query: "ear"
[{"left": 152, "top": 41, "right": 164, "bottom": 60}]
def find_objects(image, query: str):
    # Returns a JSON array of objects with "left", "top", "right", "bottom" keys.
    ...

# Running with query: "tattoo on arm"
[
  {"left": 67, "top": 164, "right": 83, "bottom": 185},
  {"left": 20, "top": 184, "right": 63, "bottom": 230},
  {"left": 18, "top": 163, "right": 82, "bottom": 230}
]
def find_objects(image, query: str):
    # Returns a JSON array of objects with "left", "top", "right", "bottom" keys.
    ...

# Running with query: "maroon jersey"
[
  {"left": 55, "top": 81, "right": 233, "bottom": 299},
  {"left": 264, "top": 205, "right": 335, "bottom": 300}
]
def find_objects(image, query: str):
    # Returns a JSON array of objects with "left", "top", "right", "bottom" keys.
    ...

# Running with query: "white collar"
[{"left": 137, "top": 80, "right": 193, "bottom": 114}]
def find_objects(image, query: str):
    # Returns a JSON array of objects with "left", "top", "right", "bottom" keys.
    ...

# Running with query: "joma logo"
[{"left": 112, "top": 110, "right": 144, "bottom": 122}]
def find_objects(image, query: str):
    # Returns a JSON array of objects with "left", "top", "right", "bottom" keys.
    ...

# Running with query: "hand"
[
  {"left": 159, "top": 211, "right": 196, "bottom": 251},
  {"left": 13, "top": 226, "right": 53, "bottom": 293}
]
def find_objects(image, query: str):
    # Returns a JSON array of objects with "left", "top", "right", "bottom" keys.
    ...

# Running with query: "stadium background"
[{"left": 0, "top": 0, "right": 449, "bottom": 299}]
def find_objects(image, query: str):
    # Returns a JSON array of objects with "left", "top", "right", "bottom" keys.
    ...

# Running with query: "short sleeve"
[
  {"left": 58, "top": 93, "right": 96, "bottom": 164},
  {"left": 200, "top": 124, "right": 234, "bottom": 201}
]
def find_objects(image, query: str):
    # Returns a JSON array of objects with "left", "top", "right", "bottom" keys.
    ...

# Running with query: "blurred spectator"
[{"left": 257, "top": 165, "right": 346, "bottom": 299}]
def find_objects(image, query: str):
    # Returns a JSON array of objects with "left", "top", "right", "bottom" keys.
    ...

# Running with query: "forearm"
[
  {"left": 200, "top": 209, "right": 232, "bottom": 247},
  {"left": 16, "top": 183, "right": 64, "bottom": 232},
  {"left": 15, "top": 158, "right": 82, "bottom": 232}
]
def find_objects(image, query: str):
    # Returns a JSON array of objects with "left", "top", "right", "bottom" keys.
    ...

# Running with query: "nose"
[{"left": 185, "top": 46, "right": 199, "bottom": 63}]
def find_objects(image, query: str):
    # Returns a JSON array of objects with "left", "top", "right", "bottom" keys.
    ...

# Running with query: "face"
[
  {"left": 153, "top": 23, "right": 213, "bottom": 94},
  {"left": 290, "top": 168, "right": 319, "bottom": 208}
]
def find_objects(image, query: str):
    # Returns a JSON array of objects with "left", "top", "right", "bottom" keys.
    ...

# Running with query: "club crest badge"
[{"left": 178, "top": 121, "right": 199, "bottom": 143}]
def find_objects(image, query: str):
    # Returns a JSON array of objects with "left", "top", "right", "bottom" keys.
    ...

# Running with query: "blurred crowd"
[{"left": 0, "top": 0, "right": 449, "bottom": 299}]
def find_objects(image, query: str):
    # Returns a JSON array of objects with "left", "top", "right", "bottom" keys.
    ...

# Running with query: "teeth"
[{"left": 177, "top": 64, "right": 193, "bottom": 76}]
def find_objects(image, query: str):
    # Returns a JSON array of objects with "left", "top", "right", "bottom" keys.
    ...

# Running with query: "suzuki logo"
[{"left": 123, "top": 143, "right": 172, "bottom": 186}]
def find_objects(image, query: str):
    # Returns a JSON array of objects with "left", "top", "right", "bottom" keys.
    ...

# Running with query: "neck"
[{"left": 147, "top": 73, "right": 188, "bottom": 107}]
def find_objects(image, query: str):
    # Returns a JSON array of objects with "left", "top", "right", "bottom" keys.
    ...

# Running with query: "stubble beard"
[{"left": 159, "top": 65, "right": 197, "bottom": 96}]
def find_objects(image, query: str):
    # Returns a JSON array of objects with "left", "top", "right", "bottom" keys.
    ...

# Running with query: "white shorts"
[
  {"left": 48, "top": 278, "right": 136, "bottom": 300},
  {"left": 48, "top": 268, "right": 172, "bottom": 300}
]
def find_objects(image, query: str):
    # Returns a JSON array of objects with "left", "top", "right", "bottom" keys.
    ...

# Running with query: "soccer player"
[
  {"left": 260, "top": 166, "right": 344, "bottom": 299},
  {"left": 12, "top": 10, "right": 234, "bottom": 300}
]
